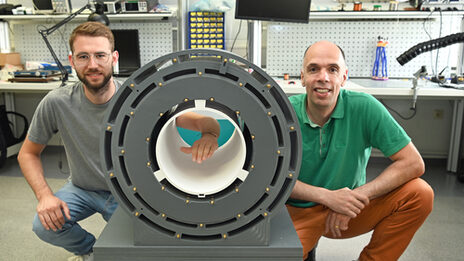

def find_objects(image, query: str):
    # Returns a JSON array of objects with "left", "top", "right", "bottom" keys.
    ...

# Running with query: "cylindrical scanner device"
[
  {"left": 102, "top": 49, "right": 302, "bottom": 246},
  {"left": 353, "top": 2, "right": 362, "bottom": 11}
]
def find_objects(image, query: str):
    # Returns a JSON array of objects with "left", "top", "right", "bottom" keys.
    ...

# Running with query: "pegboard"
[
  {"left": 12, "top": 20, "right": 172, "bottom": 67},
  {"left": 267, "top": 15, "right": 462, "bottom": 78}
]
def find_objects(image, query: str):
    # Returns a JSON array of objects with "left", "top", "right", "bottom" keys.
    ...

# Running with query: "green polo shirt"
[{"left": 287, "top": 89, "right": 411, "bottom": 208}]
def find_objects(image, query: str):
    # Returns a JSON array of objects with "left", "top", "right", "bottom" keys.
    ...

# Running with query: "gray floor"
[{"left": 1, "top": 146, "right": 463, "bottom": 261}]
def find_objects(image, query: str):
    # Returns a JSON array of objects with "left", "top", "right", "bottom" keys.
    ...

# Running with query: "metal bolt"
[
  {"left": 135, "top": 212, "right": 139, "bottom": 216},
  {"left": 184, "top": 98, "right": 189, "bottom": 102},
  {"left": 133, "top": 187, "right": 137, "bottom": 191},
  {"left": 121, "top": 149, "right": 125, "bottom": 154},
  {"left": 290, "top": 126, "right": 295, "bottom": 131},
  {"left": 147, "top": 162, "right": 151, "bottom": 167},
  {"left": 210, "top": 97, "right": 214, "bottom": 101},
  {"left": 266, "top": 84, "right": 271, "bottom": 88},
  {"left": 109, "top": 172, "right": 114, "bottom": 177},
  {"left": 198, "top": 72, "right": 203, "bottom": 76},
  {"left": 106, "top": 126, "right": 112, "bottom": 131},
  {"left": 146, "top": 137, "right": 150, "bottom": 142},
  {"left": 130, "top": 83, "right": 135, "bottom": 88},
  {"left": 158, "top": 82, "right": 163, "bottom": 87},
  {"left": 173, "top": 58, "right": 178, "bottom": 63},
  {"left": 239, "top": 82, "right": 243, "bottom": 87}
]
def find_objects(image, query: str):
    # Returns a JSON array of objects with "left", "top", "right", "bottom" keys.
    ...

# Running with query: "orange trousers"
[{"left": 286, "top": 178, "right": 434, "bottom": 261}]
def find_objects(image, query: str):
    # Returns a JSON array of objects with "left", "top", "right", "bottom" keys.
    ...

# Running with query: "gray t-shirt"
[{"left": 28, "top": 80, "right": 121, "bottom": 191}]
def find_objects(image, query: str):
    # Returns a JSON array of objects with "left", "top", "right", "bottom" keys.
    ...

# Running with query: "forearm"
[
  {"left": 18, "top": 146, "right": 53, "bottom": 201},
  {"left": 290, "top": 180, "right": 330, "bottom": 205},
  {"left": 355, "top": 143, "right": 424, "bottom": 200},
  {"left": 176, "top": 112, "right": 220, "bottom": 137},
  {"left": 291, "top": 179, "right": 370, "bottom": 218},
  {"left": 197, "top": 117, "right": 220, "bottom": 138},
  {"left": 19, "top": 154, "right": 53, "bottom": 200},
  {"left": 355, "top": 162, "right": 421, "bottom": 200}
]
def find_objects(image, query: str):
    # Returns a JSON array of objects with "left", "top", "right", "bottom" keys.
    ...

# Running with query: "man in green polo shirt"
[{"left": 286, "top": 40, "right": 434, "bottom": 261}]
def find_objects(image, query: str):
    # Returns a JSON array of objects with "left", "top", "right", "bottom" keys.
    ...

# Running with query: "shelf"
[
  {"left": 0, "top": 12, "right": 174, "bottom": 23},
  {"left": 308, "top": 10, "right": 464, "bottom": 20}
]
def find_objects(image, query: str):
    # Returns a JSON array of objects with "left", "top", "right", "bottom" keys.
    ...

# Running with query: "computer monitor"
[
  {"left": 111, "top": 29, "right": 141, "bottom": 77},
  {"left": 32, "top": 0, "right": 54, "bottom": 14},
  {"left": 235, "top": 0, "right": 311, "bottom": 23}
]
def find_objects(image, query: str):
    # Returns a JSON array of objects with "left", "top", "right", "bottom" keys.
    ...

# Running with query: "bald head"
[{"left": 303, "top": 41, "right": 346, "bottom": 67}]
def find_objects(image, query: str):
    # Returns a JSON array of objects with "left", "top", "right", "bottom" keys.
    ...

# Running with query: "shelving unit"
[
  {"left": 0, "top": 12, "right": 174, "bottom": 23},
  {"left": 308, "top": 10, "right": 464, "bottom": 19}
]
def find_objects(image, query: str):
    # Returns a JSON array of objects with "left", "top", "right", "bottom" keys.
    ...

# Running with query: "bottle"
[{"left": 389, "top": 1, "right": 398, "bottom": 11}]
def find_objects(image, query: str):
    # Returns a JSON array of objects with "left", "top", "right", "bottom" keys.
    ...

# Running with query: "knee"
[
  {"left": 405, "top": 178, "right": 434, "bottom": 215},
  {"left": 32, "top": 214, "right": 51, "bottom": 240},
  {"left": 32, "top": 214, "right": 70, "bottom": 242}
]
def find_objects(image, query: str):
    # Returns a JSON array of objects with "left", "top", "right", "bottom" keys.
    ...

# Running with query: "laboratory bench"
[{"left": 1, "top": 78, "right": 464, "bottom": 172}]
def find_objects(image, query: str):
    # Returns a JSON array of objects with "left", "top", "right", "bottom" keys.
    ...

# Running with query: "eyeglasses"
[{"left": 73, "top": 52, "right": 111, "bottom": 66}]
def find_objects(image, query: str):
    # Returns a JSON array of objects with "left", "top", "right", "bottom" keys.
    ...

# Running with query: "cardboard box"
[{"left": 0, "top": 53, "right": 21, "bottom": 67}]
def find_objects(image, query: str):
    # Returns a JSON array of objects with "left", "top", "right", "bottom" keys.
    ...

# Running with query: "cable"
[
  {"left": 434, "top": 9, "right": 443, "bottom": 78},
  {"left": 423, "top": 10, "right": 435, "bottom": 75},
  {"left": 396, "top": 32, "right": 464, "bottom": 66},
  {"left": 243, "top": 25, "right": 249, "bottom": 59},
  {"left": 230, "top": 19, "right": 242, "bottom": 53},
  {"left": 380, "top": 100, "right": 417, "bottom": 120}
]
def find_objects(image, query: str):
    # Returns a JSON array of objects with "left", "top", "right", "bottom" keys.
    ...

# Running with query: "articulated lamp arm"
[{"left": 37, "top": 2, "right": 109, "bottom": 85}]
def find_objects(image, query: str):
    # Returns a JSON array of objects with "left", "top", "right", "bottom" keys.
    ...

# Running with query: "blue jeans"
[{"left": 32, "top": 181, "right": 118, "bottom": 255}]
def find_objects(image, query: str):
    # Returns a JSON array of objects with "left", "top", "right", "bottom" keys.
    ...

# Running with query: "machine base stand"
[{"left": 94, "top": 207, "right": 303, "bottom": 261}]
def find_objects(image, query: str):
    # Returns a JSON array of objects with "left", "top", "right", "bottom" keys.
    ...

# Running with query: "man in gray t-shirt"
[{"left": 18, "top": 22, "right": 220, "bottom": 261}]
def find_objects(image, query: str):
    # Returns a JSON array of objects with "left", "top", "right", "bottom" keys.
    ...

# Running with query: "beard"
[{"left": 76, "top": 67, "right": 113, "bottom": 94}]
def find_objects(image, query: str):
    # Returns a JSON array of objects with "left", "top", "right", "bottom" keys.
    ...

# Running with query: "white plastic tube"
[{"left": 154, "top": 100, "right": 248, "bottom": 197}]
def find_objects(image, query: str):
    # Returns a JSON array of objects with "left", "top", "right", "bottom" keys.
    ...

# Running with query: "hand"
[
  {"left": 36, "top": 194, "right": 71, "bottom": 231},
  {"left": 323, "top": 187, "right": 369, "bottom": 218},
  {"left": 180, "top": 133, "right": 218, "bottom": 163},
  {"left": 325, "top": 210, "right": 351, "bottom": 238}
]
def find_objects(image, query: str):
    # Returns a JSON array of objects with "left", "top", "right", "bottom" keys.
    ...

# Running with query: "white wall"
[{"left": 3, "top": 0, "right": 460, "bottom": 157}]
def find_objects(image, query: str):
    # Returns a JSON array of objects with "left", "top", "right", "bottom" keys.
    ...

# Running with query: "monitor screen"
[
  {"left": 32, "top": 0, "right": 54, "bottom": 14},
  {"left": 111, "top": 29, "right": 141, "bottom": 77},
  {"left": 235, "top": 0, "right": 311, "bottom": 23}
]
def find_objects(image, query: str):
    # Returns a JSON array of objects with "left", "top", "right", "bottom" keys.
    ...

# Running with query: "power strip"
[{"left": 52, "top": 0, "right": 72, "bottom": 14}]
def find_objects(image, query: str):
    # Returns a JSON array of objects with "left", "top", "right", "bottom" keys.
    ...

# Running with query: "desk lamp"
[{"left": 38, "top": 1, "right": 109, "bottom": 86}]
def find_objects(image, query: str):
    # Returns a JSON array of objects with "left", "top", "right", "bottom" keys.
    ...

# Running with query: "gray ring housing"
[{"left": 101, "top": 49, "right": 302, "bottom": 244}]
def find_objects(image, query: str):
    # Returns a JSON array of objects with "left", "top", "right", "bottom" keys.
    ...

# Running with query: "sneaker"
[{"left": 67, "top": 252, "right": 94, "bottom": 261}]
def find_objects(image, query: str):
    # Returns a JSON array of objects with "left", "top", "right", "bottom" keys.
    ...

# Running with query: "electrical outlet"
[{"left": 433, "top": 109, "right": 444, "bottom": 119}]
